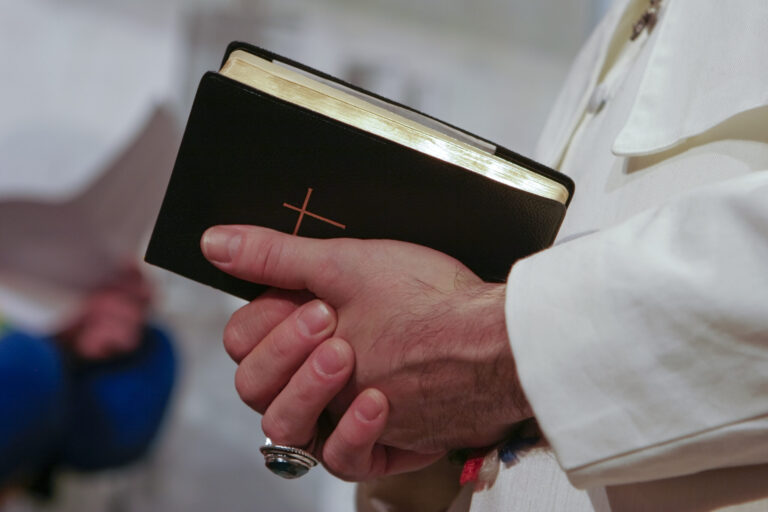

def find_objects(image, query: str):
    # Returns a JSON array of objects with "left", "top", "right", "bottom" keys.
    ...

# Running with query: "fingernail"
[
  {"left": 297, "top": 301, "right": 332, "bottom": 337},
  {"left": 202, "top": 227, "right": 241, "bottom": 263},
  {"left": 355, "top": 391, "right": 385, "bottom": 423},
  {"left": 315, "top": 340, "right": 347, "bottom": 376}
]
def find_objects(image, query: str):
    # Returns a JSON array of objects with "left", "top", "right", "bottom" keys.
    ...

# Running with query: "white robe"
[{"left": 471, "top": 0, "right": 768, "bottom": 509}]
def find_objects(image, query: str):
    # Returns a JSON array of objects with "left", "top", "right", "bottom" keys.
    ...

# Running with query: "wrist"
[
  {"left": 474, "top": 284, "right": 533, "bottom": 434},
  {"left": 447, "top": 283, "right": 533, "bottom": 447}
]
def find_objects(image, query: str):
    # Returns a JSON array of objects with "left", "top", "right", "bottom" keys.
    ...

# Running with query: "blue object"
[
  {"left": 498, "top": 436, "right": 540, "bottom": 465},
  {"left": 0, "top": 330, "right": 66, "bottom": 483},
  {"left": 0, "top": 326, "right": 176, "bottom": 486},
  {"left": 265, "top": 459, "right": 309, "bottom": 479}
]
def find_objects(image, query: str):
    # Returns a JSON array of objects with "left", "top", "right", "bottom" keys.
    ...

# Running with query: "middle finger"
[{"left": 234, "top": 299, "right": 337, "bottom": 413}]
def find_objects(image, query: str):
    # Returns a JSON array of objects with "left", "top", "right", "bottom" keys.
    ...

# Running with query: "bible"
[{"left": 145, "top": 43, "right": 574, "bottom": 300}]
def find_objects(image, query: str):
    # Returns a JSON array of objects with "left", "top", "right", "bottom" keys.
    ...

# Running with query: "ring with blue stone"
[{"left": 260, "top": 438, "right": 319, "bottom": 479}]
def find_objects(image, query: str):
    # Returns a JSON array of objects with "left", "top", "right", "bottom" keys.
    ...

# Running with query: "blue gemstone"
[{"left": 266, "top": 460, "right": 309, "bottom": 479}]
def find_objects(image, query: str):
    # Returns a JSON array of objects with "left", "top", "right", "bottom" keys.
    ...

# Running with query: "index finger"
[{"left": 223, "top": 288, "right": 313, "bottom": 363}]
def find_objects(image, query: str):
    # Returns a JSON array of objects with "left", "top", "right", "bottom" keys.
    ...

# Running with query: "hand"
[
  {"left": 214, "top": 288, "right": 439, "bottom": 480},
  {"left": 202, "top": 226, "right": 532, "bottom": 479},
  {"left": 58, "top": 263, "right": 152, "bottom": 360}
]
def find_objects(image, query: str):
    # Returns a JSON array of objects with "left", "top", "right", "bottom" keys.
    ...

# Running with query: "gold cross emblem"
[{"left": 282, "top": 188, "right": 346, "bottom": 236}]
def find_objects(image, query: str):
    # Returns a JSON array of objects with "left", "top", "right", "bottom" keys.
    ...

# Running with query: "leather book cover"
[{"left": 145, "top": 45, "right": 574, "bottom": 300}]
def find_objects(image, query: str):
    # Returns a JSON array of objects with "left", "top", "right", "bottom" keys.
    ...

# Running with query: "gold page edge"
[{"left": 220, "top": 54, "right": 569, "bottom": 205}]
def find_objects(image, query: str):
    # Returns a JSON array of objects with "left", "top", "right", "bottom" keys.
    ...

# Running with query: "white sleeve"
[{"left": 505, "top": 171, "right": 768, "bottom": 489}]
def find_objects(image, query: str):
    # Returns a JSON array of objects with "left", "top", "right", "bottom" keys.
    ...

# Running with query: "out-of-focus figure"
[
  {"left": 0, "top": 107, "right": 180, "bottom": 503},
  {"left": 0, "top": 267, "right": 176, "bottom": 498}
]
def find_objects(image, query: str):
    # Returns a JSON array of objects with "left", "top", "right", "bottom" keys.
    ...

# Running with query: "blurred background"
[{"left": 1, "top": 0, "right": 612, "bottom": 510}]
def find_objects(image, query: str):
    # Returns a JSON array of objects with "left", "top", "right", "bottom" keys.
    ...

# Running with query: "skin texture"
[{"left": 202, "top": 225, "right": 532, "bottom": 481}]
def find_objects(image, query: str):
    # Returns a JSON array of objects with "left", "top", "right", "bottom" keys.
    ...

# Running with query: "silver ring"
[{"left": 260, "top": 437, "right": 319, "bottom": 479}]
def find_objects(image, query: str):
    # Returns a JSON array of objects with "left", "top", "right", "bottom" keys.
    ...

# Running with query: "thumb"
[{"left": 201, "top": 225, "right": 346, "bottom": 295}]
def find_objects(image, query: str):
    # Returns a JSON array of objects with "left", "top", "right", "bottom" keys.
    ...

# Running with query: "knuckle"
[
  {"left": 222, "top": 318, "right": 248, "bottom": 361},
  {"left": 254, "top": 238, "right": 285, "bottom": 281},
  {"left": 234, "top": 366, "right": 268, "bottom": 413},
  {"left": 313, "top": 242, "right": 346, "bottom": 289},
  {"left": 267, "top": 332, "right": 295, "bottom": 361},
  {"left": 223, "top": 302, "right": 276, "bottom": 362}
]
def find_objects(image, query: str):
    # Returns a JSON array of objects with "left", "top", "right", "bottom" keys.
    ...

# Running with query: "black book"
[{"left": 145, "top": 43, "right": 574, "bottom": 300}]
